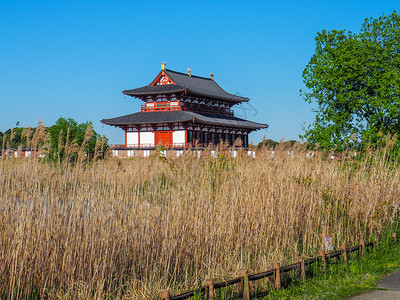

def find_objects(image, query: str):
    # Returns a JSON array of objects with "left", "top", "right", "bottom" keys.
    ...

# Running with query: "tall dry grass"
[{"left": 0, "top": 141, "right": 400, "bottom": 298}]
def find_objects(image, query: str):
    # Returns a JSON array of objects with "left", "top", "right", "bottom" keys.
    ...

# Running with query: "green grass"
[
  {"left": 190, "top": 233, "right": 400, "bottom": 299},
  {"left": 258, "top": 236, "right": 400, "bottom": 299}
]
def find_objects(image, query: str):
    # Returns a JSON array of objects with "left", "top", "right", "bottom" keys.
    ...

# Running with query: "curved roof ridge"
[
  {"left": 164, "top": 69, "right": 249, "bottom": 102},
  {"left": 122, "top": 67, "right": 249, "bottom": 103},
  {"left": 164, "top": 69, "right": 214, "bottom": 81}
]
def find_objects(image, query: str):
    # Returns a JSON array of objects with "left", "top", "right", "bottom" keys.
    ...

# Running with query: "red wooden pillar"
[{"left": 124, "top": 129, "right": 127, "bottom": 147}]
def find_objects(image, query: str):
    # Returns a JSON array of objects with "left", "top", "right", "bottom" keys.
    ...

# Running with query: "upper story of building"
[{"left": 122, "top": 63, "right": 249, "bottom": 117}]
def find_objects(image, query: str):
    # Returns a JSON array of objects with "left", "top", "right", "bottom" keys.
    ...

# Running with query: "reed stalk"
[{"left": 0, "top": 142, "right": 399, "bottom": 298}]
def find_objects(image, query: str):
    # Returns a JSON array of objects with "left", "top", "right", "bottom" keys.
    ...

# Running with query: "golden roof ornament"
[
  {"left": 161, "top": 62, "right": 166, "bottom": 71},
  {"left": 187, "top": 68, "right": 191, "bottom": 77},
  {"left": 210, "top": 73, "right": 214, "bottom": 80}
]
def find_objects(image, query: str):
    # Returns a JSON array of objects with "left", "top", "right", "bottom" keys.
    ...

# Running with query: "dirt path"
[{"left": 351, "top": 269, "right": 400, "bottom": 299}]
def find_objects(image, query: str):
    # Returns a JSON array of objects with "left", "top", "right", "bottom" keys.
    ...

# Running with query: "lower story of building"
[
  {"left": 111, "top": 148, "right": 257, "bottom": 158},
  {"left": 102, "top": 111, "right": 268, "bottom": 149},
  {"left": 121, "top": 128, "right": 250, "bottom": 148}
]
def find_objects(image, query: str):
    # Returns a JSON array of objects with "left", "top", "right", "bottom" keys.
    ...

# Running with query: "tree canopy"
[
  {"left": 1, "top": 117, "right": 108, "bottom": 162},
  {"left": 257, "top": 138, "right": 298, "bottom": 150},
  {"left": 47, "top": 117, "right": 108, "bottom": 162},
  {"left": 301, "top": 11, "right": 400, "bottom": 150}
]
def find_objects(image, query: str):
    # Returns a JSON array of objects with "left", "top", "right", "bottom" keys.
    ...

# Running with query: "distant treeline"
[
  {"left": 0, "top": 128, "right": 31, "bottom": 148},
  {"left": 1, "top": 117, "right": 109, "bottom": 162},
  {"left": 257, "top": 138, "right": 299, "bottom": 149}
]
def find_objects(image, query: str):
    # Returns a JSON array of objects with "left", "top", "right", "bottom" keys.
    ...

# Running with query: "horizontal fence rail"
[{"left": 161, "top": 234, "right": 394, "bottom": 300}]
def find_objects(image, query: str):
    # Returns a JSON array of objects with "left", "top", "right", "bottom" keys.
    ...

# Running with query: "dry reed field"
[{"left": 1, "top": 142, "right": 400, "bottom": 299}]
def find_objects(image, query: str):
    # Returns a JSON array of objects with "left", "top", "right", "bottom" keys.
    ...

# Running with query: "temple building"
[{"left": 101, "top": 63, "right": 268, "bottom": 155}]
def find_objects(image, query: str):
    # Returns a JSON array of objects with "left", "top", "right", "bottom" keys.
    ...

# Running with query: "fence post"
[
  {"left": 360, "top": 239, "right": 365, "bottom": 258},
  {"left": 341, "top": 243, "right": 348, "bottom": 264},
  {"left": 160, "top": 290, "right": 170, "bottom": 300},
  {"left": 241, "top": 270, "right": 251, "bottom": 300},
  {"left": 298, "top": 256, "right": 306, "bottom": 281},
  {"left": 274, "top": 263, "right": 281, "bottom": 290},
  {"left": 319, "top": 251, "right": 326, "bottom": 270},
  {"left": 206, "top": 279, "right": 215, "bottom": 300}
]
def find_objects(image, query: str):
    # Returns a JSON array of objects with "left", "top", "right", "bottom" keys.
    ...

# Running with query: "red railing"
[
  {"left": 141, "top": 104, "right": 182, "bottom": 112},
  {"left": 110, "top": 143, "right": 228, "bottom": 149},
  {"left": 111, "top": 143, "right": 189, "bottom": 149},
  {"left": 110, "top": 144, "right": 126, "bottom": 148},
  {"left": 141, "top": 103, "right": 233, "bottom": 116}
]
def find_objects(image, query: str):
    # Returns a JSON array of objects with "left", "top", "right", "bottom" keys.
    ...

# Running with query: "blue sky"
[{"left": 0, "top": 1, "right": 397, "bottom": 144}]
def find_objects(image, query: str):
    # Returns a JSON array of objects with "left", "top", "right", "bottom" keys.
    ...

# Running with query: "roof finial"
[
  {"left": 161, "top": 62, "right": 166, "bottom": 71},
  {"left": 187, "top": 68, "right": 191, "bottom": 77},
  {"left": 210, "top": 73, "right": 214, "bottom": 80}
]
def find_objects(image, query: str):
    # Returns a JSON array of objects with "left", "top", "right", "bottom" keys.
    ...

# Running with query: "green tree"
[
  {"left": 301, "top": 11, "right": 400, "bottom": 150},
  {"left": 48, "top": 117, "right": 108, "bottom": 162},
  {"left": 257, "top": 138, "right": 279, "bottom": 149},
  {"left": 1, "top": 128, "right": 25, "bottom": 148}
]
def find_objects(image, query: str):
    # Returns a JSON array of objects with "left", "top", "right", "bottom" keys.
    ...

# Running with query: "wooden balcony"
[{"left": 141, "top": 102, "right": 181, "bottom": 112}]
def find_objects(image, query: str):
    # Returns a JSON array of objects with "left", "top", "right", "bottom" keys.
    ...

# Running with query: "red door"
[{"left": 155, "top": 131, "right": 173, "bottom": 147}]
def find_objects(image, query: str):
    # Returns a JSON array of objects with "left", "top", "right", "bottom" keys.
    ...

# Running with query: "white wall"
[
  {"left": 126, "top": 132, "right": 138, "bottom": 146},
  {"left": 126, "top": 131, "right": 185, "bottom": 147},
  {"left": 140, "top": 132, "right": 155, "bottom": 147},
  {"left": 173, "top": 130, "right": 185, "bottom": 145}
]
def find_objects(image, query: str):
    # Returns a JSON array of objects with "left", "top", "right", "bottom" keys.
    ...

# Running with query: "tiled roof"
[
  {"left": 101, "top": 111, "right": 268, "bottom": 130},
  {"left": 123, "top": 69, "right": 249, "bottom": 103}
]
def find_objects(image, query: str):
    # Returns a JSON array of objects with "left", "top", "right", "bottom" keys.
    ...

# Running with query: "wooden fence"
[{"left": 160, "top": 234, "right": 395, "bottom": 299}]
